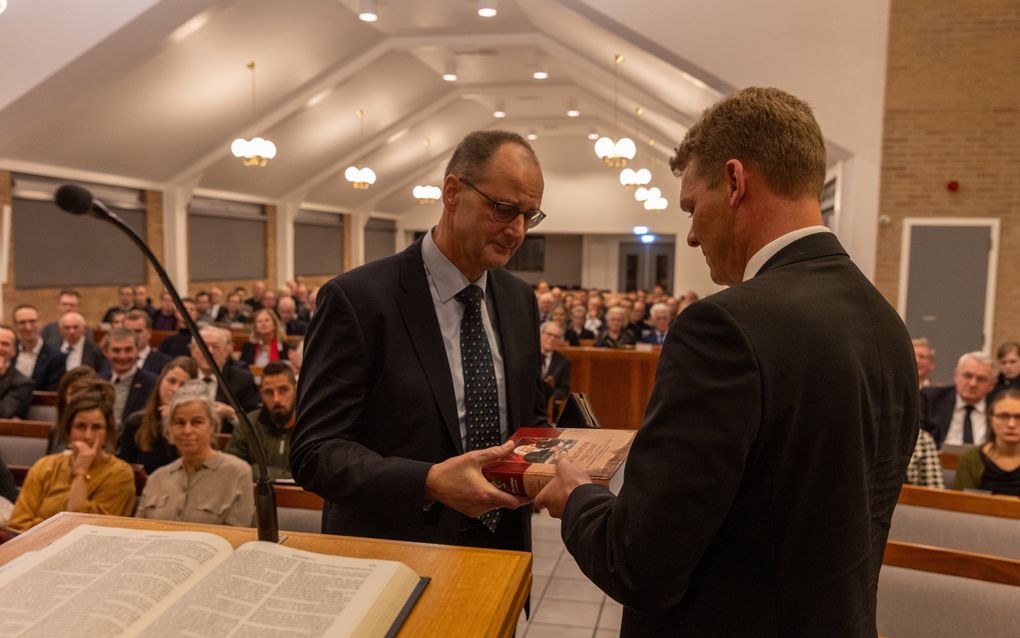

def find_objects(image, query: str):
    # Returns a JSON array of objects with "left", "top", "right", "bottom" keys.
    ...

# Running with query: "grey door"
[
  {"left": 618, "top": 242, "right": 675, "bottom": 293},
  {"left": 903, "top": 224, "right": 993, "bottom": 385}
]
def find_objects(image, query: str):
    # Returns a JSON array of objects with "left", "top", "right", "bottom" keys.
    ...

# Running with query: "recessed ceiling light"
[
  {"left": 493, "top": 109, "right": 507, "bottom": 118},
  {"left": 587, "top": 130, "right": 599, "bottom": 141},
  {"left": 0, "top": 0, "right": 8, "bottom": 16},
  {"left": 478, "top": 0, "right": 497, "bottom": 17},
  {"left": 532, "top": 70, "right": 549, "bottom": 80},
  {"left": 442, "top": 58, "right": 458, "bottom": 82},
  {"left": 358, "top": 0, "right": 378, "bottom": 22},
  {"left": 527, "top": 131, "right": 538, "bottom": 141}
]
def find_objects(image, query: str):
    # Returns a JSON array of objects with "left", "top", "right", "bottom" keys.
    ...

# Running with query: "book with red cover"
[{"left": 482, "top": 427, "right": 635, "bottom": 497}]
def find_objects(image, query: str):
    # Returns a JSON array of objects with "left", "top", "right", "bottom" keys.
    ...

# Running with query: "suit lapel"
[
  {"left": 489, "top": 271, "right": 523, "bottom": 429},
  {"left": 396, "top": 241, "right": 463, "bottom": 453}
]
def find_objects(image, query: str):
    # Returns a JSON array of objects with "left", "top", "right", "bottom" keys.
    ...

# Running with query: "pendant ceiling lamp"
[
  {"left": 344, "top": 109, "right": 376, "bottom": 190},
  {"left": 594, "top": 54, "right": 635, "bottom": 168},
  {"left": 230, "top": 61, "right": 277, "bottom": 167}
]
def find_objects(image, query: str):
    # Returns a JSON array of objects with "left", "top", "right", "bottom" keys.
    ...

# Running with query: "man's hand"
[
  {"left": 213, "top": 401, "right": 236, "bottom": 422},
  {"left": 425, "top": 440, "right": 531, "bottom": 517},
  {"left": 535, "top": 457, "right": 593, "bottom": 518}
]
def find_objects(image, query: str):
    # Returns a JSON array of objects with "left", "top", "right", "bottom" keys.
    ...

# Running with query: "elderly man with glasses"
[{"left": 292, "top": 130, "right": 550, "bottom": 555}]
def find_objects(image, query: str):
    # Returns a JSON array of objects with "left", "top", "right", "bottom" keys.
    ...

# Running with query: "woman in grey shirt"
[{"left": 136, "top": 380, "right": 254, "bottom": 526}]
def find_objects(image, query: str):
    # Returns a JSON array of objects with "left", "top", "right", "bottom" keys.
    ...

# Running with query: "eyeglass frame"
[
  {"left": 457, "top": 176, "right": 546, "bottom": 230},
  {"left": 991, "top": 412, "right": 1020, "bottom": 424}
]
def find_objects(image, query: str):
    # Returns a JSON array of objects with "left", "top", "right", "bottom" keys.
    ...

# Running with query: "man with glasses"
[
  {"left": 920, "top": 351, "right": 997, "bottom": 448},
  {"left": 539, "top": 321, "right": 571, "bottom": 407},
  {"left": 293, "top": 130, "right": 549, "bottom": 554}
]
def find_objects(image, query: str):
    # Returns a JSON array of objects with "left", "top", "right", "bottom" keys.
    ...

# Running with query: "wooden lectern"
[{"left": 0, "top": 512, "right": 532, "bottom": 637}]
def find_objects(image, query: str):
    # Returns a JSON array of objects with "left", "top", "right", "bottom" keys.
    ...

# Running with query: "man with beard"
[{"left": 226, "top": 361, "right": 297, "bottom": 480}]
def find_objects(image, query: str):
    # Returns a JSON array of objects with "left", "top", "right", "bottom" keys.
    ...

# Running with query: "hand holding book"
[
  {"left": 534, "top": 458, "right": 594, "bottom": 518},
  {"left": 424, "top": 440, "right": 532, "bottom": 517}
]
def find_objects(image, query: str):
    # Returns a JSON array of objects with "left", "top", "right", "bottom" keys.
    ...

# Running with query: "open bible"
[{"left": 0, "top": 524, "right": 428, "bottom": 638}]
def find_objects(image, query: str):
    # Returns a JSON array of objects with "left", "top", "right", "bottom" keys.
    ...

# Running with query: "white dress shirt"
[
  {"left": 62, "top": 339, "right": 84, "bottom": 370},
  {"left": 16, "top": 340, "right": 41, "bottom": 379},
  {"left": 944, "top": 395, "right": 988, "bottom": 446}
]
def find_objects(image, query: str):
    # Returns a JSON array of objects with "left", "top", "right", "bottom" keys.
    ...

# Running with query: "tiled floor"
[{"left": 515, "top": 510, "right": 622, "bottom": 638}]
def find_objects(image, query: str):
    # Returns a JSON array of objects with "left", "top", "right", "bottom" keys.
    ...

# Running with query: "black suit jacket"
[
  {"left": 215, "top": 363, "right": 261, "bottom": 415},
  {"left": 79, "top": 340, "right": 111, "bottom": 377},
  {"left": 159, "top": 330, "right": 192, "bottom": 357},
  {"left": 102, "top": 368, "right": 157, "bottom": 424},
  {"left": 239, "top": 340, "right": 291, "bottom": 366},
  {"left": 0, "top": 365, "right": 36, "bottom": 419},
  {"left": 291, "top": 238, "right": 546, "bottom": 551},
  {"left": 564, "top": 327, "right": 594, "bottom": 346},
  {"left": 15, "top": 342, "right": 66, "bottom": 391},
  {"left": 540, "top": 351, "right": 571, "bottom": 404},
  {"left": 919, "top": 384, "right": 964, "bottom": 447},
  {"left": 561, "top": 233, "right": 919, "bottom": 637},
  {"left": 140, "top": 350, "right": 173, "bottom": 376}
]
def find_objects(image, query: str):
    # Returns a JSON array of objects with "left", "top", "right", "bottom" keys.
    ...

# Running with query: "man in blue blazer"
[
  {"left": 292, "top": 130, "right": 548, "bottom": 553},
  {"left": 537, "top": 88, "right": 918, "bottom": 637},
  {"left": 100, "top": 328, "right": 156, "bottom": 427}
]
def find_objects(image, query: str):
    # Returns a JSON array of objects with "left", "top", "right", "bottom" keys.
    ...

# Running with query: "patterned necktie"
[
  {"left": 455, "top": 284, "right": 501, "bottom": 532},
  {"left": 963, "top": 404, "right": 975, "bottom": 444}
]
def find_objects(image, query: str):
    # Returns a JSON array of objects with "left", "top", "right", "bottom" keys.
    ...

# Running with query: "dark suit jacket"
[
  {"left": 158, "top": 330, "right": 192, "bottom": 357},
  {"left": 140, "top": 349, "right": 172, "bottom": 376},
  {"left": 564, "top": 327, "right": 594, "bottom": 346},
  {"left": 919, "top": 385, "right": 964, "bottom": 447},
  {"left": 214, "top": 363, "right": 261, "bottom": 418},
  {"left": 80, "top": 340, "right": 111, "bottom": 377},
  {"left": 0, "top": 365, "right": 36, "bottom": 419},
  {"left": 15, "top": 342, "right": 66, "bottom": 391},
  {"left": 561, "top": 233, "right": 919, "bottom": 637},
  {"left": 102, "top": 368, "right": 157, "bottom": 424},
  {"left": 540, "top": 351, "right": 571, "bottom": 404},
  {"left": 42, "top": 322, "right": 95, "bottom": 350},
  {"left": 291, "top": 238, "right": 547, "bottom": 551},
  {"left": 239, "top": 340, "right": 292, "bottom": 366},
  {"left": 639, "top": 329, "right": 668, "bottom": 345}
]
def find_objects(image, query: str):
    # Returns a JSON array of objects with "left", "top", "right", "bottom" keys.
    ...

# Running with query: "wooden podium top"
[{"left": 0, "top": 512, "right": 531, "bottom": 638}]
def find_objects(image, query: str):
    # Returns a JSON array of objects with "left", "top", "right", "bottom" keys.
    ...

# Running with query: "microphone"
[{"left": 55, "top": 183, "right": 280, "bottom": 543}]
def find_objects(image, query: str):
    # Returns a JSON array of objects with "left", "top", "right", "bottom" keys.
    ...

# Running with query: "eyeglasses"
[
  {"left": 458, "top": 177, "right": 546, "bottom": 229},
  {"left": 991, "top": 413, "right": 1020, "bottom": 424}
]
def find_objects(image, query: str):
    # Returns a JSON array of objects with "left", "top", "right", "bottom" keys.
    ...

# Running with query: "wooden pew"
[
  {"left": 891, "top": 485, "right": 1020, "bottom": 559},
  {"left": 879, "top": 541, "right": 1020, "bottom": 635},
  {"left": 0, "top": 419, "right": 53, "bottom": 467}
]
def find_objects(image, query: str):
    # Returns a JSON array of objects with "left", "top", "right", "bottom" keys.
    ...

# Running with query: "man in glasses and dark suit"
[{"left": 292, "top": 130, "right": 549, "bottom": 555}]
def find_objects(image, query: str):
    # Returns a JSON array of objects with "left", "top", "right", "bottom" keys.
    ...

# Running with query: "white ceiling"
[{"left": 0, "top": 0, "right": 723, "bottom": 216}]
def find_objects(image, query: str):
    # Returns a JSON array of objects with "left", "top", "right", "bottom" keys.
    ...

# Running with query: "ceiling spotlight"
[
  {"left": 526, "top": 130, "right": 538, "bottom": 141},
  {"left": 640, "top": 234, "right": 656, "bottom": 244},
  {"left": 493, "top": 102, "right": 507, "bottom": 118},
  {"left": 358, "top": 0, "right": 378, "bottom": 22},
  {"left": 587, "top": 130, "right": 599, "bottom": 141},
  {"left": 532, "top": 70, "right": 549, "bottom": 80},
  {"left": 566, "top": 100, "right": 580, "bottom": 117},
  {"left": 633, "top": 226, "right": 649, "bottom": 235},
  {"left": 442, "top": 58, "right": 458, "bottom": 81},
  {"left": 478, "top": 0, "right": 498, "bottom": 17}
]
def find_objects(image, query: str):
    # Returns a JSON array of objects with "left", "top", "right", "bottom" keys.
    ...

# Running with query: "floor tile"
[
  {"left": 551, "top": 556, "right": 588, "bottom": 580},
  {"left": 543, "top": 576, "right": 606, "bottom": 603},
  {"left": 596, "top": 603, "right": 622, "bottom": 630},
  {"left": 524, "top": 623, "right": 596, "bottom": 638},
  {"left": 532, "top": 599, "right": 602, "bottom": 628},
  {"left": 595, "top": 629, "right": 619, "bottom": 638},
  {"left": 532, "top": 538, "right": 565, "bottom": 559},
  {"left": 532, "top": 554, "right": 558, "bottom": 577}
]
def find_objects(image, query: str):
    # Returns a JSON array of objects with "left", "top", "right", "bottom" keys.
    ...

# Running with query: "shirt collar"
[
  {"left": 742, "top": 226, "right": 831, "bottom": 282},
  {"left": 19, "top": 340, "right": 43, "bottom": 356},
  {"left": 169, "top": 451, "right": 224, "bottom": 473},
  {"left": 955, "top": 394, "right": 986, "bottom": 413},
  {"left": 421, "top": 227, "right": 487, "bottom": 303}
]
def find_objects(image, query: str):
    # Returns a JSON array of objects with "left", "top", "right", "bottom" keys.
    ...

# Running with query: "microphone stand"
[{"left": 58, "top": 186, "right": 279, "bottom": 542}]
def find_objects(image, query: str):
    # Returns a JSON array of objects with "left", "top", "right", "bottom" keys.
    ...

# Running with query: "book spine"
[{"left": 482, "top": 466, "right": 531, "bottom": 496}]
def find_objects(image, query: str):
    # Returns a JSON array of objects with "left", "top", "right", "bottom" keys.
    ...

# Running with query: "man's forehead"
[
  {"left": 958, "top": 358, "right": 993, "bottom": 374},
  {"left": 262, "top": 375, "right": 294, "bottom": 390},
  {"left": 109, "top": 337, "right": 136, "bottom": 349}
]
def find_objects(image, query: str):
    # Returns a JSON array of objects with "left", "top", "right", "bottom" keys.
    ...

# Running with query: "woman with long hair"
[
  {"left": 117, "top": 356, "right": 199, "bottom": 474},
  {"left": 240, "top": 308, "right": 291, "bottom": 366},
  {"left": 955, "top": 388, "right": 1020, "bottom": 496},
  {"left": 8, "top": 389, "right": 135, "bottom": 532}
]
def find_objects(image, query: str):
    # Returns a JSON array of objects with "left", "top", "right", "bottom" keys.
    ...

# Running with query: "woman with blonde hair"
[
  {"left": 8, "top": 389, "right": 136, "bottom": 532},
  {"left": 240, "top": 308, "right": 291, "bottom": 366},
  {"left": 118, "top": 356, "right": 199, "bottom": 474},
  {"left": 135, "top": 380, "right": 254, "bottom": 526}
]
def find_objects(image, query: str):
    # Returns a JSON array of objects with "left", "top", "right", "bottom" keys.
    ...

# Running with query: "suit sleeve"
[
  {"left": 0, "top": 375, "right": 35, "bottom": 419},
  {"left": 561, "top": 299, "right": 761, "bottom": 610},
  {"left": 290, "top": 280, "right": 434, "bottom": 526}
]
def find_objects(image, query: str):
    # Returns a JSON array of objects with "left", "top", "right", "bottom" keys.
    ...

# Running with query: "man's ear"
[
  {"left": 725, "top": 159, "right": 746, "bottom": 208},
  {"left": 442, "top": 174, "right": 461, "bottom": 211}
]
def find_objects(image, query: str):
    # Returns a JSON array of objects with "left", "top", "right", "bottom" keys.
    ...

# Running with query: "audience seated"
[
  {"left": 277, "top": 297, "right": 307, "bottom": 337},
  {"left": 7, "top": 389, "right": 136, "bottom": 532},
  {"left": 594, "top": 307, "right": 635, "bottom": 349},
  {"left": 259, "top": 289, "right": 278, "bottom": 316},
  {"left": 991, "top": 341, "right": 1020, "bottom": 400},
  {"left": 191, "top": 326, "right": 260, "bottom": 430},
  {"left": 565, "top": 305, "right": 595, "bottom": 346},
  {"left": 100, "top": 328, "right": 158, "bottom": 429},
  {"left": 41, "top": 289, "right": 94, "bottom": 349},
  {"left": 626, "top": 301, "right": 649, "bottom": 342},
  {"left": 537, "top": 292, "right": 555, "bottom": 324},
  {"left": 135, "top": 380, "right": 254, "bottom": 526},
  {"left": 226, "top": 361, "right": 297, "bottom": 480},
  {"left": 539, "top": 322, "right": 571, "bottom": 405},
  {"left": 194, "top": 291, "right": 215, "bottom": 323},
  {"left": 215, "top": 291, "right": 251, "bottom": 324},
  {"left": 102, "top": 285, "right": 136, "bottom": 324},
  {"left": 904, "top": 429, "right": 944, "bottom": 488},
  {"left": 206, "top": 287, "right": 224, "bottom": 322},
  {"left": 550, "top": 305, "right": 567, "bottom": 331},
  {"left": 158, "top": 297, "right": 198, "bottom": 357},
  {"left": 913, "top": 337, "right": 936, "bottom": 389},
  {"left": 12, "top": 304, "right": 66, "bottom": 391},
  {"left": 293, "top": 284, "right": 312, "bottom": 321},
  {"left": 584, "top": 297, "right": 605, "bottom": 334},
  {"left": 59, "top": 311, "right": 109, "bottom": 376},
  {"left": 124, "top": 310, "right": 171, "bottom": 375},
  {"left": 150, "top": 292, "right": 179, "bottom": 331},
  {"left": 639, "top": 303, "right": 673, "bottom": 345},
  {"left": 244, "top": 281, "right": 266, "bottom": 312},
  {"left": 133, "top": 284, "right": 155, "bottom": 316},
  {"left": 240, "top": 309, "right": 292, "bottom": 366},
  {"left": 118, "top": 356, "right": 198, "bottom": 475},
  {"left": 920, "top": 352, "right": 997, "bottom": 448},
  {"left": 0, "top": 327, "right": 35, "bottom": 419},
  {"left": 49, "top": 368, "right": 114, "bottom": 454},
  {"left": 954, "top": 388, "right": 1020, "bottom": 495}
]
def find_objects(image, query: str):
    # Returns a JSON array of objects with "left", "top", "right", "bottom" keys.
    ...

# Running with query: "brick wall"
[{"left": 876, "top": 0, "right": 1020, "bottom": 346}]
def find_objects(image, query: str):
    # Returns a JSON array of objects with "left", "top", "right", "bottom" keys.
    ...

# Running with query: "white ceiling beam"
[
  {"left": 280, "top": 89, "right": 464, "bottom": 202},
  {"left": 165, "top": 38, "right": 395, "bottom": 187}
]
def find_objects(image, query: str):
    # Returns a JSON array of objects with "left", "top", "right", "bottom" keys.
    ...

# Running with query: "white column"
[
  {"left": 161, "top": 176, "right": 200, "bottom": 295},
  {"left": 277, "top": 200, "right": 299, "bottom": 285}
]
